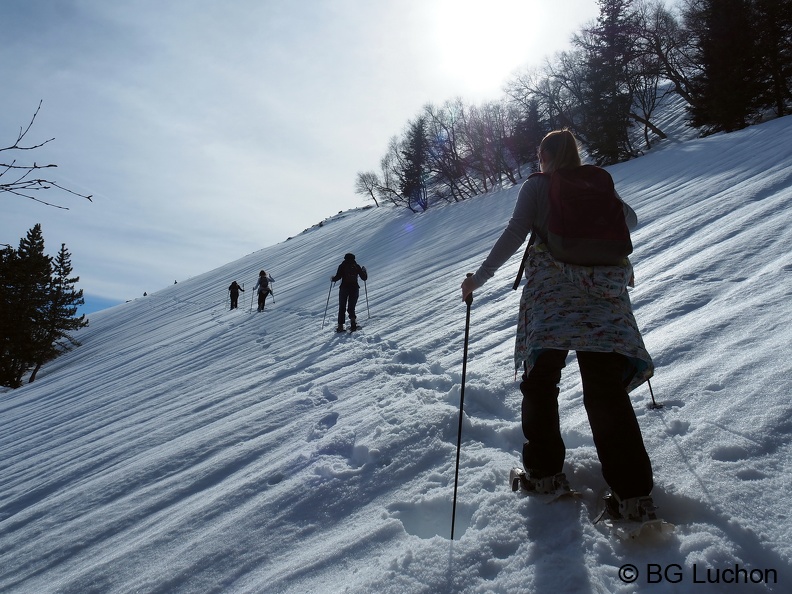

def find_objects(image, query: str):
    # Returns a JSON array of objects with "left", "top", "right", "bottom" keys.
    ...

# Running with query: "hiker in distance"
[
  {"left": 331, "top": 253, "right": 367, "bottom": 332},
  {"left": 228, "top": 280, "right": 245, "bottom": 310},
  {"left": 460, "top": 129, "right": 656, "bottom": 522},
  {"left": 254, "top": 270, "right": 275, "bottom": 312}
]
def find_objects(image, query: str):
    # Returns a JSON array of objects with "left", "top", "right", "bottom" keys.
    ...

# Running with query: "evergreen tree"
[
  {"left": 578, "top": 0, "right": 638, "bottom": 164},
  {"left": 0, "top": 246, "right": 27, "bottom": 388},
  {"left": 0, "top": 225, "right": 87, "bottom": 388},
  {"left": 753, "top": 0, "right": 792, "bottom": 117},
  {"left": 511, "top": 99, "right": 546, "bottom": 173},
  {"left": 0, "top": 225, "right": 51, "bottom": 388},
  {"left": 400, "top": 117, "right": 429, "bottom": 211},
  {"left": 28, "top": 243, "right": 88, "bottom": 383},
  {"left": 687, "top": 0, "right": 760, "bottom": 133}
]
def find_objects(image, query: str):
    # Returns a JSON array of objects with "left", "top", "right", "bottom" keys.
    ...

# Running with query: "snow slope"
[{"left": 2, "top": 115, "right": 792, "bottom": 593}]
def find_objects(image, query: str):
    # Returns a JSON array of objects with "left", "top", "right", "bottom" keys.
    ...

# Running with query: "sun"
[
  {"left": 424, "top": 0, "right": 599, "bottom": 101},
  {"left": 428, "top": 0, "right": 541, "bottom": 98}
]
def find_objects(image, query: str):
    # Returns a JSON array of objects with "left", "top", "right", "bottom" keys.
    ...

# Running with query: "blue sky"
[{"left": 2, "top": 0, "right": 600, "bottom": 311}]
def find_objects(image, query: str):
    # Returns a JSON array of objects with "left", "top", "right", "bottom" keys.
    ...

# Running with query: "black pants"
[
  {"left": 337, "top": 285, "right": 359, "bottom": 326},
  {"left": 230, "top": 294, "right": 239, "bottom": 309},
  {"left": 520, "top": 349, "right": 653, "bottom": 499},
  {"left": 257, "top": 289, "right": 270, "bottom": 311}
]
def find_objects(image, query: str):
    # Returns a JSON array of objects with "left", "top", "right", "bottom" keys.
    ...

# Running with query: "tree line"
[
  {"left": 356, "top": 0, "right": 792, "bottom": 211},
  {"left": 1, "top": 224, "right": 88, "bottom": 388}
]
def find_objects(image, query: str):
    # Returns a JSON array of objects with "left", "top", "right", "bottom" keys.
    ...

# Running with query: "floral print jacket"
[
  {"left": 470, "top": 174, "right": 652, "bottom": 393},
  {"left": 515, "top": 244, "right": 653, "bottom": 393}
]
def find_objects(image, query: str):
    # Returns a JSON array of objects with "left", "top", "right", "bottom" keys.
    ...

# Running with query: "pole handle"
[{"left": 464, "top": 272, "right": 474, "bottom": 306}]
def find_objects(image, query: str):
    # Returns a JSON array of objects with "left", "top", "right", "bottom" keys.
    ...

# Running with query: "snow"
[{"left": 2, "top": 113, "right": 792, "bottom": 593}]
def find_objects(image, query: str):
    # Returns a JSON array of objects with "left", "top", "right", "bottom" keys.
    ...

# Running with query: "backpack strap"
[
  {"left": 511, "top": 171, "right": 547, "bottom": 290},
  {"left": 512, "top": 232, "right": 537, "bottom": 290}
]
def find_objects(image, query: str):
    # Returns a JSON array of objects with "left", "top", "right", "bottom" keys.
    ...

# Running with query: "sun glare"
[{"left": 429, "top": 0, "right": 541, "bottom": 98}]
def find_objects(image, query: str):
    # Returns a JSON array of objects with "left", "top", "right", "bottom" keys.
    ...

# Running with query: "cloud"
[{"left": 1, "top": 0, "right": 599, "bottom": 304}]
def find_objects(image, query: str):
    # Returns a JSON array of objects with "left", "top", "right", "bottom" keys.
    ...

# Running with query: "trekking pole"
[
  {"left": 322, "top": 282, "right": 335, "bottom": 329},
  {"left": 451, "top": 274, "right": 473, "bottom": 540},
  {"left": 364, "top": 280, "right": 370, "bottom": 319},
  {"left": 249, "top": 288, "right": 255, "bottom": 312},
  {"left": 647, "top": 378, "right": 663, "bottom": 409}
]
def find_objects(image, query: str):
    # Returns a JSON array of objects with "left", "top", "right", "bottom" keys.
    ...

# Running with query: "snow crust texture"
[{"left": 2, "top": 115, "right": 792, "bottom": 593}]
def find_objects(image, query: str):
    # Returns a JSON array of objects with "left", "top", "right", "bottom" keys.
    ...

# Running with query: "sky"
[
  {"left": 1, "top": 110, "right": 791, "bottom": 592},
  {"left": 1, "top": 0, "right": 601, "bottom": 311}
]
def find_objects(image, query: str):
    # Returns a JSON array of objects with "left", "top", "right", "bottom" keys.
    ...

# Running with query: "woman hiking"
[{"left": 460, "top": 129, "right": 656, "bottom": 522}]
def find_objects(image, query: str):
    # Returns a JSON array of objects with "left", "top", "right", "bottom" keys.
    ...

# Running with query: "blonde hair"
[{"left": 538, "top": 129, "right": 582, "bottom": 173}]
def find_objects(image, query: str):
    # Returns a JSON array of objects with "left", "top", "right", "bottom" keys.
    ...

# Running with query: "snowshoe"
[
  {"left": 510, "top": 468, "right": 580, "bottom": 503},
  {"left": 595, "top": 492, "right": 674, "bottom": 539}
]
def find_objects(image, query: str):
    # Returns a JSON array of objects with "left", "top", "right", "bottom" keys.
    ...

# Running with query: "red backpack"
[
  {"left": 546, "top": 165, "right": 632, "bottom": 266},
  {"left": 513, "top": 165, "right": 632, "bottom": 289}
]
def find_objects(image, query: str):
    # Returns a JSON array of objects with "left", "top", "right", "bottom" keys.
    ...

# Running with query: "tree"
[
  {"left": 0, "top": 225, "right": 87, "bottom": 388},
  {"left": 423, "top": 99, "right": 479, "bottom": 202},
  {"left": 509, "top": 98, "right": 546, "bottom": 174},
  {"left": 464, "top": 101, "right": 521, "bottom": 189},
  {"left": 634, "top": 0, "right": 701, "bottom": 110},
  {"left": 1, "top": 101, "right": 92, "bottom": 209},
  {"left": 1, "top": 225, "right": 51, "bottom": 388},
  {"left": 576, "top": 0, "right": 640, "bottom": 164},
  {"left": 399, "top": 117, "right": 429, "bottom": 211},
  {"left": 685, "top": 0, "right": 760, "bottom": 133},
  {"left": 354, "top": 171, "right": 381, "bottom": 207},
  {"left": 28, "top": 243, "right": 88, "bottom": 383},
  {"left": 753, "top": 0, "right": 792, "bottom": 117},
  {"left": 0, "top": 246, "right": 27, "bottom": 387}
]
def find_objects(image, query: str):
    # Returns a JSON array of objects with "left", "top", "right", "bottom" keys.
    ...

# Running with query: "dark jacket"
[{"left": 332, "top": 253, "right": 367, "bottom": 288}]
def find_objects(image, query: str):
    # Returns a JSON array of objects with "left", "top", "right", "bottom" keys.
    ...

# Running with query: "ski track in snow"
[{"left": 2, "top": 113, "right": 792, "bottom": 593}]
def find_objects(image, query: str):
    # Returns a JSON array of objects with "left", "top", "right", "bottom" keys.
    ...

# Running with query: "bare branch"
[
  {"left": 1, "top": 101, "right": 93, "bottom": 208},
  {"left": 0, "top": 186, "right": 70, "bottom": 209}
]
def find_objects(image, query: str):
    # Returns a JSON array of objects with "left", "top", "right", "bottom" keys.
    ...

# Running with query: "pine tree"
[
  {"left": 577, "top": 0, "right": 638, "bottom": 164},
  {"left": 399, "top": 117, "right": 429, "bottom": 211},
  {"left": 0, "top": 224, "right": 51, "bottom": 388},
  {"left": 511, "top": 99, "right": 546, "bottom": 173},
  {"left": 753, "top": 0, "right": 792, "bottom": 117},
  {"left": 0, "top": 225, "right": 88, "bottom": 388},
  {"left": 28, "top": 243, "right": 88, "bottom": 383},
  {"left": 0, "top": 246, "right": 27, "bottom": 388},
  {"left": 687, "top": 0, "right": 760, "bottom": 133}
]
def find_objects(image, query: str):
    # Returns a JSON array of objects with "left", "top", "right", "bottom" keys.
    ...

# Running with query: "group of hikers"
[
  {"left": 227, "top": 270, "right": 274, "bottom": 313},
  {"left": 227, "top": 252, "right": 367, "bottom": 332},
  {"left": 226, "top": 128, "right": 658, "bottom": 526}
]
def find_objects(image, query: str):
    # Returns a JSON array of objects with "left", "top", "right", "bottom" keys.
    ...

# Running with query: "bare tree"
[
  {"left": 423, "top": 100, "right": 478, "bottom": 201},
  {"left": 634, "top": 0, "right": 700, "bottom": 108},
  {"left": 354, "top": 171, "right": 381, "bottom": 207},
  {"left": 1, "top": 101, "right": 92, "bottom": 209}
]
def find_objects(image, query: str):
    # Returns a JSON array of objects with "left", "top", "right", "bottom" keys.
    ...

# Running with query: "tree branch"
[{"left": 1, "top": 101, "right": 93, "bottom": 208}]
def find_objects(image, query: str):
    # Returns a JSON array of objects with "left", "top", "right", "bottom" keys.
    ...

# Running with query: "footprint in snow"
[
  {"left": 321, "top": 386, "right": 338, "bottom": 403},
  {"left": 307, "top": 412, "right": 339, "bottom": 441}
]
